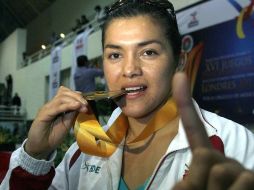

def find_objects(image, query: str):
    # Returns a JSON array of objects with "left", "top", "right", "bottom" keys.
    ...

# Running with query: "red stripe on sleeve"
[
  {"left": 10, "top": 166, "right": 55, "bottom": 190},
  {"left": 69, "top": 149, "right": 81, "bottom": 170}
]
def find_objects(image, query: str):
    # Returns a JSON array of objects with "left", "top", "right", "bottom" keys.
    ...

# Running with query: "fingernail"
[{"left": 75, "top": 91, "right": 82, "bottom": 94}]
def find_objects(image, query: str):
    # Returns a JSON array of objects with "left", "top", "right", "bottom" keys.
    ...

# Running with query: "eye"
[
  {"left": 143, "top": 50, "right": 158, "bottom": 56},
  {"left": 108, "top": 53, "right": 122, "bottom": 60}
]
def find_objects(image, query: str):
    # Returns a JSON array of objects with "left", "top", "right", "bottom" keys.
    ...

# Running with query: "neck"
[
  {"left": 126, "top": 117, "right": 148, "bottom": 142},
  {"left": 124, "top": 96, "right": 178, "bottom": 144},
  {"left": 126, "top": 96, "right": 170, "bottom": 141}
]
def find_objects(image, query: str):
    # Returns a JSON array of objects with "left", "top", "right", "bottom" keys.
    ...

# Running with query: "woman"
[{"left": 1, "top": 1, "right": 254, "bottom": 190}]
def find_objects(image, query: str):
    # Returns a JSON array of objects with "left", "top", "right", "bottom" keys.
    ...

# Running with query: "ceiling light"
[
  {"left": 41, "top": 44, "right": 46, "bottom": 49},
  {"left": 60, "top": 33, "right": 65, "bottom": 38}
]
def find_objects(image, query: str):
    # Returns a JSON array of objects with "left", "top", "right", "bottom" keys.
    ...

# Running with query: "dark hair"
[
  {"left": 101, "top": 2, "right": 181, "bottom": 64},
  {"left": 77, "top": 55, "right": 89, "bottom": 67}
]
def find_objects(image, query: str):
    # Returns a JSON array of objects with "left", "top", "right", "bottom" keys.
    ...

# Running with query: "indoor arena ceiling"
[
  {"left": 0, "top": 0, "right": 56, "bottom": 43},
  {"left": 0, "top": 0, "right": 202, "bottom": 44}
]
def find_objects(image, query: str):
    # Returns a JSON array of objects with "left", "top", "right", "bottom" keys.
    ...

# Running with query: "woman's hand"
[
  {"left": 25, "top": 86, "right": 89, "bottom": 159},
  {"left": 172, "top": 72, "right": 254, "bottom": 190}
]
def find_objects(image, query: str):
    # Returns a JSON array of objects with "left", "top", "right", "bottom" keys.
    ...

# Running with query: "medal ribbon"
[{"left": 74, "top": 98, "right": 178, "bottom": 157}]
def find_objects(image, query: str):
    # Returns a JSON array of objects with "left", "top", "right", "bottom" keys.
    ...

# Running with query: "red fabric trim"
[
  {"left": 0, "top": 151, "right": 11, "bottom": 183},
  {"left": 69, "top": 149, "right": 81, "bottom": 170},
  {"left": 209, "top": 135, "right": 225, "bottom": 155},
  {"left": 10, "top": 166, "right": 55, "bottom": 190}
]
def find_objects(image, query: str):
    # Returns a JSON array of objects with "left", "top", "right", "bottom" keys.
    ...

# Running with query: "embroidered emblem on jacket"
[{"left": 183, "top": 164, "right": 189, "bottom": 179}]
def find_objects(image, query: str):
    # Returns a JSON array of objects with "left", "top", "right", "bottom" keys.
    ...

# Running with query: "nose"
[{"left": 123, "top": 55, "right": 142, "bottom": 78}]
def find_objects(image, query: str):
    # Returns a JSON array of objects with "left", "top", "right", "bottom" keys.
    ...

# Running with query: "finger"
[
  {"left": 185, "top": 148, "right": 224, "bottom": 189},
  {"left": 59, "top": 89, "right": 96, "bottom": 114},
  {"left": 58, "top": 94, "right": 89, "bottom": 113},
  {"left": 49, "top": 95, "right": 88, "bottom": 129},
  {"left": 207, "top": 159, "right": 244, "bottom": 190},
  {"left": 48, "top": 112, "right": 78, "bottom": 147},
  {"left": 56, "top": 86, "right": 87, "bottom": 105},
  {"left": 229, "top": 171, "right": 254, "bottom": 190},
  {"left": 42, "top": 98, "right": 79, "bottom": 120},
  {"left": 172, "top": 72, "right": 211, "bottom": 150}
]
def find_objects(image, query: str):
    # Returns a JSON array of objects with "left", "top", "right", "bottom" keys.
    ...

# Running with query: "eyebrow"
[
  {"left": 137, "top": 40, "right": 163, "bottom": 47},
  {"left": 104, "top": 40, "right": 164, "bottom": 50}
]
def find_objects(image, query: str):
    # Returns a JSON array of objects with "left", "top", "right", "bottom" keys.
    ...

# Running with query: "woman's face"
[{"left": 103, "top": 15, "right": 175, "bottom": 120}]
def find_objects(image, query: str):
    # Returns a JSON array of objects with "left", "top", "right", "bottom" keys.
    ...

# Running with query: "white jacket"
[{"left": 1, "top": 101, "right": 254, "bottom": 190}]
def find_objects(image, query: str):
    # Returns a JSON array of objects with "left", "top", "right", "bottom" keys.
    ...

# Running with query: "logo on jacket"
[
  {"left": 82, "top": 161, "right": 101, "bottom": 174},
  {"left": 183, "top": 164, "right": 189, "bottom": 179}
]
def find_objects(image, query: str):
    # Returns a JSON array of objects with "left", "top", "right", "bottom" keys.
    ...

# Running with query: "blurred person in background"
[
  {"left": 74, "top": 55, "right": 103, "bottom": 118},
  {"left": 12, "top": 93, "right": 21, "bottom": 114}
]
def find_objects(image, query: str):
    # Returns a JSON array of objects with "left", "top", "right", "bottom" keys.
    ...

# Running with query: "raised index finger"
[{"left": 172, "top": 72, "right": 211, "bottom": 151}]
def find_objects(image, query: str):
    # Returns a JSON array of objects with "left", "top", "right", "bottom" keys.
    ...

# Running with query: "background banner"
[
  {"left": 177, "top": 0, "right": 254, "bottom": 124},
  {"left": 49, "top": 45, "right": 62, "bottom": 100},
  {"left": 70, "top": 27, "right": 94, "bottom": 90}
]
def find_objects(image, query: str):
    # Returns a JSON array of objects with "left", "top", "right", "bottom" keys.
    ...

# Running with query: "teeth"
[
  {"left": 125, "top": 86, "right": 144, "bottom": 93},
  {"left": 125, "top": 87, "right": 142, "bottom": 91}
]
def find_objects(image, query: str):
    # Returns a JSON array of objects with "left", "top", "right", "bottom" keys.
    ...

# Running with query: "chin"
[{"left": 121, "top": 106, "right": 152, "bottom": 120}]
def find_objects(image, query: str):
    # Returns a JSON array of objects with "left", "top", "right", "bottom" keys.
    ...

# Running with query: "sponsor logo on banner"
[
  {"left": 76, "top": 38, "right": 84, "bottom": 50},
  {"left": 188, "top": 11, "right": 199, "bottom": 28}
]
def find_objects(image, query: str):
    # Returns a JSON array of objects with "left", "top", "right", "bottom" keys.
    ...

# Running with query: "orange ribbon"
[{"left": 74, "top": 98, "right": 178, "bottom": 157}]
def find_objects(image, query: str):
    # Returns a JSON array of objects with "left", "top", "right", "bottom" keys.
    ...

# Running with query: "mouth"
[{"left": 123, "top": 86, "right": 147, "bottom": 95}]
